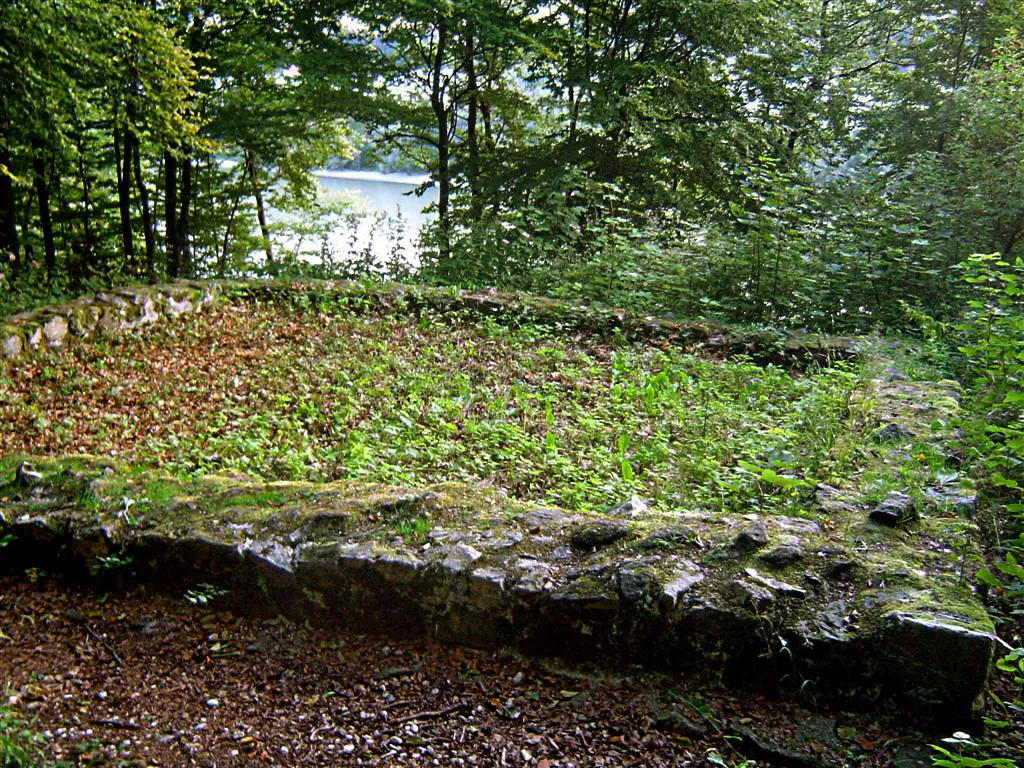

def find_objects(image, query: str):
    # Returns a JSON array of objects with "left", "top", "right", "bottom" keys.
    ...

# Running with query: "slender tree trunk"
[
  {"left": 1000, "top": 211, "right": 1024, "bottom": 257},
  {"left": 219, "top": 194, "right": 240, "bottom": 278},
  {"left": 0, "top": 126, "right": 20, "bottom": 266},
  {"left": 19, "top": 193, "right": 34, "bottom": 266},
  {"left": 56, "top": 168, "right": 70, "bottom": 256},
  {"left": 430, "top": 18, "right": 452, "bottom": 266},
  {"left": 465, "top": 31, "right": 482, "bottom": 223},
  {"left": 75, "top": 130, "right": 96, "bottom": 274},
  {"left": 176, "top": 153, "right": 192, "bottom": 277},
  {"left": 164, "top": 149, "right": 180, "bottom": 277},
  {"left": 130, "top": 133, "right": 155, "bottom": 279},
  {"left": 31, "top": 138, "right": 56, "bottom": 273},
  {"left": 482, "top": 99, "right": 495, "bottom": 144},
  {"left": 113, "top": 124, "right": 136, "bottom": 265},
  {"left": 244, "top": 148, "right": 274, "bottom": 268}
]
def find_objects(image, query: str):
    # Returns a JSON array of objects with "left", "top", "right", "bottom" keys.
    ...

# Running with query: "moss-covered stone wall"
[{"left": 1, "top": 281, "right": 220, "bottom": 362}]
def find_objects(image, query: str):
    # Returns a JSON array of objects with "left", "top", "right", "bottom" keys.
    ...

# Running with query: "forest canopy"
[{"left": 1, "top": 0, "right": 1023, "bottom": 331}]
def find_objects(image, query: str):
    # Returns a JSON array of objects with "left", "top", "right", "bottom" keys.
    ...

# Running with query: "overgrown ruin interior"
[{"left": 0, "top": 281, "right": 995, "bottom": 728}]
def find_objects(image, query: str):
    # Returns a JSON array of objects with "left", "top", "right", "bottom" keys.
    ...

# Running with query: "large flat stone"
[{"left": 880, "top": 612, "right": 995, "bottom": 708}]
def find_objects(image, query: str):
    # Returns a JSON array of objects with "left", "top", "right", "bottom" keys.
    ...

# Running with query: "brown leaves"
[{"left": 0, "top": 572, "right": 934, "bottom": 768}]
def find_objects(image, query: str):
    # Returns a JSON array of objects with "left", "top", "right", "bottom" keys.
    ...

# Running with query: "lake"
[{"left": 273, "top": 170, "right": 436, "bottom": 272}]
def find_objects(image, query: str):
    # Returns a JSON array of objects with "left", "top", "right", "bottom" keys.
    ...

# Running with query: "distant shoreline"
[{"left": 314, "top": 169, "right": 429, "bottom": 186}]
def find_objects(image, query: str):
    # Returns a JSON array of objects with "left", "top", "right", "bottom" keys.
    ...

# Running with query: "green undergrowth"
[
  {"left": 0, "top": 705, "right": 65, "bottom": 768},
  {"left": 0, "top": 295, "right": 862, "bottom": 516}
]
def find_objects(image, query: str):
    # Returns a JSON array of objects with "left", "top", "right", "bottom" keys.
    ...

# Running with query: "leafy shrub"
[
  {"left": 955, "top": 254, "right": 1024, "bottom": 497},
  {"left": 948, "top": 253, "right": 1024, "bottom": 768}
]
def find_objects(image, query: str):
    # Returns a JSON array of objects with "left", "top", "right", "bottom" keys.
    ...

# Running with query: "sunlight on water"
[{"left": 271, "top": 171, "right": 437, "bottom": 272}]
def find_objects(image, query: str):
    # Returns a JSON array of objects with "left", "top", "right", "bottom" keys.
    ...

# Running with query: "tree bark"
[
  {"left": 0, "top": 125, "right": 21, "bottom": 267},
  {"left": 130, "top": 133, "right": 155, "bottom": 279},
  {"left": 113, "top": 124, "right": 136, "bottom": 265},
  {"left": 430, "top": 17, "right": 452, "bottom": 266},
  {"left": 164, "top": 149, "right": 180, "bottom": 277},
  {"left": 244, "top": 148, "right": 274, "bottom": 269},
  {"left": 31, "top": 137, "right": 56, "bottom": 273},
  {"left": 55, "top": 165, "right": 70, "bottom": 256},
  {"left": 219, "top": 194, "right": 240, "bottom": 278},
  {"left": 75, "top": 130, "right": 96, "bottom": 273},
  {"left": 176, "top": 153, "right": 192, "bottom": 277},
  {"left": 465, "top": 30, "right": 482, "bottom": 223}
]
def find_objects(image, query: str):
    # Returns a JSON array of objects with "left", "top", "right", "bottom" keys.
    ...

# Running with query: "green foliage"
[
  {"left": 0, "top": 0, "right": 1020, "bottom": 333},
  {"left": 977, "top": 553, "right": 1024, "bottom": 605},
  {"left": 996, "top": 647, "right": 1024, "bottom": 686},
  {"left": 88, "top": 551, "right": 134, "bottom": 576},
  {"left": 395, "top": 516, "right": 432, "bottom": 542},
  {"left": 0, "top": 268, "right": 76, "bottom": 319},
  {"left": 939, "top": 252, "right": 1024, "bottom": 768},
  {"left": 404, "top": 1, "right": 1024, "bottom": 334},
  {"left": 184, "top": 583, "right": 230, "bottom": 606},
  {"left": 929, "top": 732, "right": 1017, "bottom": 768},
  {"left": 0, "top": 0, "right": 198, "bottom": 281},
  {"left": 930, "top": 30, "right": 1024, "bottom": 260},
  {"left": 2, "top": 301, "right": 861, "bottom": 516},
  {"left": 0, "top": 707, "right": 43, "bottom": 768},
  {"left": 955, "top": 254, "right": 1024, "bottom": 495}
]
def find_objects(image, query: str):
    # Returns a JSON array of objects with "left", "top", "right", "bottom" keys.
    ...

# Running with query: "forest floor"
[
  {"left": 0, "top": 299, "right": 859, "bottom": 517},
  {"left": 1, "top": 573, "right": 952, "bottom": 768}
]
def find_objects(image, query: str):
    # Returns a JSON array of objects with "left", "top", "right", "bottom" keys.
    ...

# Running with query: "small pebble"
[{"left": 205, "top": 698, "right": 219, "bottom": 709}]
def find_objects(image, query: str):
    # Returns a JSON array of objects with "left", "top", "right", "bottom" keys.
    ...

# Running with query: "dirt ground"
[{"left": 0, "top": 573, "right": 947, "bottom": 767}]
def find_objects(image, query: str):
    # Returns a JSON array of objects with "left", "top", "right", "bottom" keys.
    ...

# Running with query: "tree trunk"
[
  {"left": 219, "top": 194, "right": 240, "bottom": 278},
  {"left": 75, "top": 130, "right": 95, "bottom": 274},
  {"left": 430, "top": 17, "right": 452, "bottom": 267},
  {"left": 1000, "top": 211, "right": 1024, "bottom": 258},
  {"left": 465, "top": 31, "right": 482, "bottom": 223},
  {"left": 176, "top": 153, "right": 192, "bottom": 277},
  {"left": 18, "top": 191, "right": 34, "bottom": 266},
  {"left": 113, "top": 124, "right": 135, "bottom": 265},
  {"left": 0, "top": 126, "right": 20, "bottom": 267},
  {"left": 56, "top": 166, "right": 70, "bottom": 256},
  {"left": 130, "top": 133, "right": 156, "bottom": 279},
  {"left": 164, "top": 149, "right": 180, "bottom": 277},
  {"left": 244, "top": 148, "right": 274, "bottom": 269},
  {"left": 31, "top": 138, "right": 56, "bottom": 274}
]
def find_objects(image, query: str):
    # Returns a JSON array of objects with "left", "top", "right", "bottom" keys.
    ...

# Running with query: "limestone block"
[
  {"left": 2, "top": 330, "right": 23, "bottom": 360},
  {"left": 42, "top": 315, "right": 69, "bottom": 346}
]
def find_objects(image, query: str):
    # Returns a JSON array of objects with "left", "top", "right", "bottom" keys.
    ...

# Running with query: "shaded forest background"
[{"left": 2, "top": 0, "right": 1022, "bottom": 333}]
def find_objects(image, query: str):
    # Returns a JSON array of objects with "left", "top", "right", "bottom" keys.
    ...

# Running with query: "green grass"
[
  {"left": 0, "top": 300, "right": 863, "bottom": 516},
  {"left": 0, "top": 706, "right": 47, "bottom": 767}
]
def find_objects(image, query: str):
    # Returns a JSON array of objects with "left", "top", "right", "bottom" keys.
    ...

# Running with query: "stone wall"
[
  {"left": 1, "top": 278, "right": 860, "bottom": 368},
  {"left": 1, "top": 281, "right": 220, "bottom": 363}
]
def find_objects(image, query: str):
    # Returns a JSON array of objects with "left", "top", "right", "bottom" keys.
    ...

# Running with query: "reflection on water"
[{"left": 272, "top": 171, "right": 437, "bottom": 272}]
